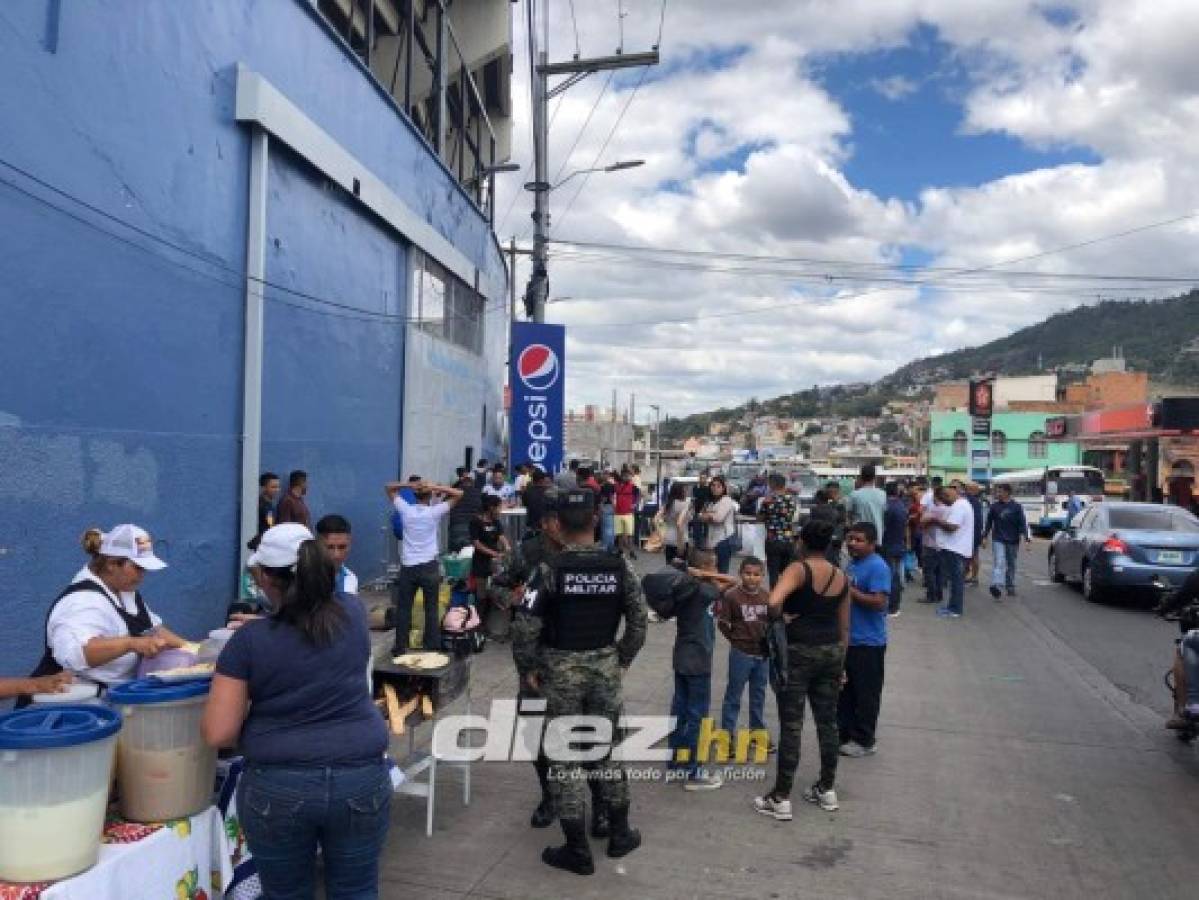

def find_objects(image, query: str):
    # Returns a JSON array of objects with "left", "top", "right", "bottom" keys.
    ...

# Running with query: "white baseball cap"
[
  {"left": 247, "top": 523, "right": 314, "bottom": 569},
  {"left": 101, "top": 524, "right": 167, "bottom": 571}
]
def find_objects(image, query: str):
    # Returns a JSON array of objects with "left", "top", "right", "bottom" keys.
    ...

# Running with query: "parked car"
[{"left": 1048, "top": 502, "right": 1199, "bottom": 603}]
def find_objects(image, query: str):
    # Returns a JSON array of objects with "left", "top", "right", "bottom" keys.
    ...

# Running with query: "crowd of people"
[{"left": 0, "top": 454, "right": 1049, "bottom": 896}]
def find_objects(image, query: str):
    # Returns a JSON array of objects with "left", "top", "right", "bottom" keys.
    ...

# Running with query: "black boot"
[
  {"left": 531, "top": 758, "right": 556, "bottom": 828},
  {"left": 531, "top": 794, "right": 555, "bottom": 828},
  {"left": 590, "top": 800, "right": 610, "bottom": 838},
  {"left": 605, "top": 803, "right": 642, "bottom": 859},
  {"left": 542, "top": 817, "right": 594, "bottom": 876}
]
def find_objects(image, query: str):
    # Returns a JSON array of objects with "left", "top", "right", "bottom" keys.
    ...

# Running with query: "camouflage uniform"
[
  {"left": 773, "top": 642, "right": 845, "bottom": 797},
  {"left": 512, "top": 545, "right": 647, "bottom": 821}
]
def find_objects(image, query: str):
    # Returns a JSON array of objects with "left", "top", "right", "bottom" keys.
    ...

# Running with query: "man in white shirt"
[
  {"left": 928, "top": 483, "right": 974, "bottom": 619},
  {"left": 385, "top": 476, "right": 464, "bottom": 653},
  {"left": 483, "top": 467, "right": 517, "bottom": 507}
]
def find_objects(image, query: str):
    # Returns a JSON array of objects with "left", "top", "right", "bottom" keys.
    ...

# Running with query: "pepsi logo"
[{"left": 517, "top": 344, "right": 560, "bottom": 391}]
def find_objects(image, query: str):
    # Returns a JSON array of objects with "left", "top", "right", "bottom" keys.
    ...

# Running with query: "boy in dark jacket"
[{"left": 644, "top": 551, "right": 722, "bottom": 791}]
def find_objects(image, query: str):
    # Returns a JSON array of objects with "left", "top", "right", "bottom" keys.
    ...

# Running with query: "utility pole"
[
  {"left": 524, "top": 0, "right": 658, "bottom": 322},
  {"left": 508, "top": 236, "right": 518, "bottom": 323}
]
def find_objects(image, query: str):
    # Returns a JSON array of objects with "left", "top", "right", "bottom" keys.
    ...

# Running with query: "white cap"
[
  {"left": 100, "top": 525, "right": 167, "bottom": 571},
  {"left": 247, "top": 523, "right": 314, "bottom": 569}
]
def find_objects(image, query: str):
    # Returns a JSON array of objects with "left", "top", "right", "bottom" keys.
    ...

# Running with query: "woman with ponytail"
[
  {"left": 202, "top": 523, "right": 390, "bottom": 899},
  {"left": 21, "top": 524, "right": 182, "bottom": 701}
]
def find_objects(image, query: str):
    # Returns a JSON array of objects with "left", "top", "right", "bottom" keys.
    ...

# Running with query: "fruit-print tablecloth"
[{"left": 0, "top": 805, "right": 232, "bottom": 900}]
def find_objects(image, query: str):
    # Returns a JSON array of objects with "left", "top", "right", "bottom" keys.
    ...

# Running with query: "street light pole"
[{"left": 524, "top": 2, "right": 658, "bottom": 323}]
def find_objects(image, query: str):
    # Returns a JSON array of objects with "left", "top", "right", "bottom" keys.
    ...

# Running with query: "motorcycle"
[{"left": 1154, "top": 578, "right": 1199, "bottom": 743}]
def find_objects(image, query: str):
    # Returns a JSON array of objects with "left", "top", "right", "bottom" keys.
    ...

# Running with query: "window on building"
[
  {"left": 992, "top": 430, "right": 1007, "bottom": 458},
  {"left": 1028, "top": 430, "right": 1047, "bottom": 459},
  {"left": 412, "top": 251, "right": 484, "bottom": 354},
  {"left": 952, "top": 430, "right": 967, "bottom": 457}
]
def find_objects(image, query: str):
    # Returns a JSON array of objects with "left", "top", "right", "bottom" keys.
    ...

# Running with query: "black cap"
[
  {"left": 540, "top": 487, "right": 561, "bottom": 511},
  {"left": 560, "top": 488, "right": 596, "bottom": 512}
]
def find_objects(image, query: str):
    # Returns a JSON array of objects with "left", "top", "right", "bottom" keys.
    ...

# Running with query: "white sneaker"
[
  {"left": 753, "top": 794, "right": 793, "bottom": 821},
  {"left": 839, "top": 741, "right": 876, "bottom": 758},
  {"left": 802, "top": 783, "right": 839, "bottom": 811},
  {"left": 683, "top": 771, "right": 724, "bottom": 792}
]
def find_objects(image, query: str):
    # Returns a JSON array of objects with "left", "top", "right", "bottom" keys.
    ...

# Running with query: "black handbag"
[{"left": 763, "top": 619, "right": 789, "bottom": 693}]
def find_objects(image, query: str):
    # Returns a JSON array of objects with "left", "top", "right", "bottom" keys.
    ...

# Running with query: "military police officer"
[
  {"left": 512, "top": 488, "right": 648, "bottom": 876},
  {"left": 496, "top": 489, "right": 600, "bottom": 832}
]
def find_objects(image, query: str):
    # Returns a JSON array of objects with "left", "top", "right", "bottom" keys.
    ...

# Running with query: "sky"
[{"left": 491, "top": 0, "right": 1199, "bottom": 422}]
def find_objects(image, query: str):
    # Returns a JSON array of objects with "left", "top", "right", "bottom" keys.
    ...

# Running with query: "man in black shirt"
[
  {"left": 472, "top": 495, "right": 511, "bottom": 638},
  {"left": 449, "top": 467, "right": 483, "bottom": 552},
  {"left": 524, "top": 468, "right": 552, "bottom": 535}
]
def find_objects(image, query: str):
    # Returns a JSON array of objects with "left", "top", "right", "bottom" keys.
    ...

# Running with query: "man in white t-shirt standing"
[
  {"left": 928, "top": 483, "right": 974, "bottom": 619},
  {"left": 385, "top": 476, "right": 464, "bottom": 653}
]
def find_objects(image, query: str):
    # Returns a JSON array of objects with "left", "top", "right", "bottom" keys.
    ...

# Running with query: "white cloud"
[
  {"left": 491, "top": 0, "right": 1199, "bottom": 418},
  {"left": 871, "top": 75, "right": 919, "bottom": 101}
]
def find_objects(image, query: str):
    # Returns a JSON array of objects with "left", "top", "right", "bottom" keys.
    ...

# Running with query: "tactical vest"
[{"left": 543, "top": 549, "right": 626, "bottom": 652}]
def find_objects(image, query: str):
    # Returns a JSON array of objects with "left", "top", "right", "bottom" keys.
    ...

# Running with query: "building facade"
[
  {"left": 929, "top": 412, "right": 1080, "bottom": 482},
  {"left": 0, "top": 1, "right": 510, "bottom": 673}
]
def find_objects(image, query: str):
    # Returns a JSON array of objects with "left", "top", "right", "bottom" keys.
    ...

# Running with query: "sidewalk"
[{"left": 372, "top": 562, "right": 1199, "bottom": 900}]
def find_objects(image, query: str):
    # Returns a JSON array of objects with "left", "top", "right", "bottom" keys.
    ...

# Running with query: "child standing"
[{"left": 716, "top": 557, "right": 772, "bottom": 746}]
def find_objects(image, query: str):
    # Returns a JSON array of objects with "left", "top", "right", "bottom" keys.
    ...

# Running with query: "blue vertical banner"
[{"left": 509, "top": 322, "right": 566, "bottom": 473}]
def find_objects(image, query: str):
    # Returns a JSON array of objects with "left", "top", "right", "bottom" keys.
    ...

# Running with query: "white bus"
[{"left": 990, "top": 465, "right": 1106, "bottom": 534}]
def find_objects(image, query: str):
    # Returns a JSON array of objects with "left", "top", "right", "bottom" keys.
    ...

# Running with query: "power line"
[
  {"left": 551, "top": 72, "right": 615, "bottom": 185},
  {"left": 655, "top": 0, "right": 668, "bottom": 48},
  {"left": 568, "top": 0, "right": 581, "bottom": 57},
  {"left": 0, "top": 159, "right": 510, "bottom": 327},
  {"left": 542, "top": 209, "right": 1199, "bottom": 327},
  {"left": 547, "top": 235, "right": 1199, "bottom": 282},
  {"left": 556, "top": 65, "right": 652, "bottom": 230}
]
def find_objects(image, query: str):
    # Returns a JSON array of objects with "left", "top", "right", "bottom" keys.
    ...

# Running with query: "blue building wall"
[{"left": 0, "top": 0, "right": 506, "bottom": 674}]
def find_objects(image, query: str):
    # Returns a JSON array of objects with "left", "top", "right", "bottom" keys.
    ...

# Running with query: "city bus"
[{"left": 990, "top": 465, "right": 1106, "bottom": 534}]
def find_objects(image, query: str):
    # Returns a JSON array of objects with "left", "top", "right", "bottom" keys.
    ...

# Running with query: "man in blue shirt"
[
  {"left": 839, "top": 521, "right": 891, "bottom": 757},
  {"left": 982, "top": 483, "right": 1031, "bottom": 598},
  {"left": 881, "top": 483, "right": 909, "bottom": 617}
]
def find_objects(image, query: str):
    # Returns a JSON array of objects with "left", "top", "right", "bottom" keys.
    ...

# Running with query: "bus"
[{"left": 990, "top": 465, "right": 1106, "bottom": 534}]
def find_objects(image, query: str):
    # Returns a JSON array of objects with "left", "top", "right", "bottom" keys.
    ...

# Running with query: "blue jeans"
[
  {"left": 714, "top": 536, "right": 736, "bottom": 574},
  {"left": 668, "top": 672, "right": 711, "bottom": 777},
  {"left": 991, "top": 541, "right": 1020, "bottom": 591},
  {"left": 939, "top": 550, "right": 967, "bottom": 614},
  {"left": 885, "top": 551, "right": 905, "bottom": 613},
  {"left": 923, "top": 546, "right": 942, "bottom": 603},
  {"left": 721, "top": 647, "right": 768, "bottom": 733},
  {"left": 601, "top": 506, "right": 615, "bottom": 550},
  {"left": 239, "top": 762, "right": 392, "bottom": 900}
]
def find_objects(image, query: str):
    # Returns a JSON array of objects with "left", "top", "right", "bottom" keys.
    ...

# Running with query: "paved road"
[
  {"left": 372, "top": 547, "right": 1199, "bottom": 900},
  {"left": 998, "top": 537, "right": 1181, "bottom": 716}
]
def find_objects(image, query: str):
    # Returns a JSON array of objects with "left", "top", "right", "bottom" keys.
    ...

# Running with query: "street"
[{"left": 373, "top": 544, "right": 1199, "bottom": 900}]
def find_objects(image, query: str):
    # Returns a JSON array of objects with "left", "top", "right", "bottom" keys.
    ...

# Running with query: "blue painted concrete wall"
[{"left": 0, "top": 0, "right": 506, "bottom": 675}]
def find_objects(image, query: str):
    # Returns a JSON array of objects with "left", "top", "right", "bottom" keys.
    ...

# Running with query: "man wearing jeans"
[
  {"left": 385, "top": 476, "right": 463, "bottom": 653},
  {"left": 982, "top": 483, "right": 1031, "bottom": 598},
  {"left": 930, "top": 483, "right": 974, "bottom": 619}
]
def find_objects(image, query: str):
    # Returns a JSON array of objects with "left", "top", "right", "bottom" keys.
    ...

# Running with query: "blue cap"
[
  {"left": 0, "top": 705, "right": 122, "bottom": 750},
  {"left": 107, "top": 677, "right": 211, "bottom": 705}
]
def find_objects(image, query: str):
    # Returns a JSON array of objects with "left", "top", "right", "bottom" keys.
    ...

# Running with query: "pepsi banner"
[{"left": 509, "top": 322, "right": 566, "bottom": 474}]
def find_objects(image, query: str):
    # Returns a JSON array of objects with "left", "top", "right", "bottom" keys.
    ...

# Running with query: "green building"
[{"left": 929, "top": 412, "right": 1080, "bottom": 483}]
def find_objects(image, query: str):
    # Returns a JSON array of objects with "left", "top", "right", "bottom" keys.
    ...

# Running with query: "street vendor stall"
[
  {"left": 372, "top": 652, "right": 472, "bottom": 836},
  {"left": 0, "top": 697, "right": 256, "bottom": 900}
]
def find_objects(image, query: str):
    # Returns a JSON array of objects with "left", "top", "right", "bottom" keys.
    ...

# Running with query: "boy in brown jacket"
[{"left": 715, "top": 556, "right": 772, "bottom": 742}]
